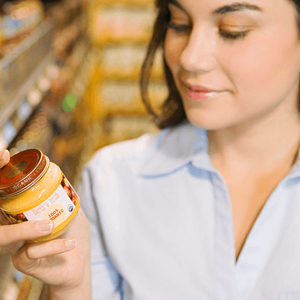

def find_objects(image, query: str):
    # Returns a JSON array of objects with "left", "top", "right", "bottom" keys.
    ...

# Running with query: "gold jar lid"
[{"left": 0, "top": 149, "right": 50, "bottom": 197}]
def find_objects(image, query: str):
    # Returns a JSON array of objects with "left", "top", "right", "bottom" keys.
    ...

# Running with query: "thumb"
[{"left": 0, "top": 150, "right": 10, "bottom": 168}]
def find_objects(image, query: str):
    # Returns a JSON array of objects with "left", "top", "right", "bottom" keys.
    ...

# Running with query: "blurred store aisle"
[
  {"left": 86, "top": 0, "right": 166, "bottom": 150},
  {"left": 0, "top": 0, "right": 165, "bottom": 298}
]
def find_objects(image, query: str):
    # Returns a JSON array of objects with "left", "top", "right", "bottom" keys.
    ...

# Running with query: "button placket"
[{"left": 212, "top": 173, "right": 237, "bottom": 300}]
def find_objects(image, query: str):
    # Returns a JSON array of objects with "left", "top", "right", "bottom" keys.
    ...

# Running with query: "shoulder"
[
  {"left": 86, "top": 131, "right": 159, "bottom": 171},
  {"left": 83, "top": 121, "right": 206, "bottom": 182},
  {"left": 79, "top": 121, "right": 204, "bottom": 222},
  {"left": 87, "top": 121, "right": 196, "bottom": 167}
]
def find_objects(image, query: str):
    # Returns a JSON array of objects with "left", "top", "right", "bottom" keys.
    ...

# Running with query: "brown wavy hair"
[{"left": 140, "top": 0, "right": 300, "bottom": 129}]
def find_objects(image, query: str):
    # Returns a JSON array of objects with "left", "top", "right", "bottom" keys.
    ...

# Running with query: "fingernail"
[
  {"left": 37, "top": 220, "right": 54, "bottom": 231},
  {"left": 65, "top": 239, "right": 77, "bottom": 249},
  {"left": 1, "top": 150, "right": 9, "bottom": 161}
]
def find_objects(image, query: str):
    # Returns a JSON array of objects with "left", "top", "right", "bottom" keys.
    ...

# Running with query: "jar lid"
[{"left": 0, "top": 149, "right": 49, "bottom": 197}]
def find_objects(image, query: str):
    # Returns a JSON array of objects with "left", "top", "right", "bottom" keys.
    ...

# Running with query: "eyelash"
[
  {"left": 167, "top": 23, "right": 192, "bottom": 33},
  {"left": 219, "top": 29, "right": 250, "bottom": 40},
  {"left": 167, "top": 23, "right": 250, "bottom": 40}
]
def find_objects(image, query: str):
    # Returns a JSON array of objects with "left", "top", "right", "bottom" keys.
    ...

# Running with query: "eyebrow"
[
  {"left": 168, "top": 0, "right": 263, "bottom": 15},
  {"left": 213, "top": 2, "right": 263, "bottom": 14}
]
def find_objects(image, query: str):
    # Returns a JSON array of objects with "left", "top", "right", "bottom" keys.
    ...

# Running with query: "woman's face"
[{"left": 164, "top": 0, "right": 300, "bottom": 130}]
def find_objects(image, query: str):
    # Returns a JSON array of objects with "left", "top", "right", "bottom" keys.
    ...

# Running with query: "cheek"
[{"left": 222, "top": 34, "right": 300, "bottom": 96}]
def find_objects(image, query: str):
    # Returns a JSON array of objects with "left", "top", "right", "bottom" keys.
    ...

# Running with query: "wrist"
[
  {"left": 49, "top": 280, "right": 92, "bottom": 300},
  {"left": 49, "top": 263, "right": 92, "bottom": 300}
]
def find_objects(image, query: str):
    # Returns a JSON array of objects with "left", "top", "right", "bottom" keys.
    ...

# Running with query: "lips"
[
  {"left": 186, "top": 90, "right": 222, "bottom": 101},
  {"left": 182, "top": 82, "right": 227, "bottom": 101},
  {"left": 187, "top": 86, "right": 218, "bottom": 93}
]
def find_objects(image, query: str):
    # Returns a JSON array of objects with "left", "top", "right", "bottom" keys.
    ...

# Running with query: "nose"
[{"left": 180, "top": 25, "right": 217, "bottom": 73}]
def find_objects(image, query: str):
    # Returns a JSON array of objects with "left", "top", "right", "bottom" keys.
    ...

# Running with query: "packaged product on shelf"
[
  {"left": 0, "top": 0, "right": 44, "bottom": 57},
  {"left": 99, "top": 81, "right": 167, "bottom": 115},
  {"left": 0, "top": 19, "right": 54, "bottom": 119},
  {"left": 90, "top": 6, "right": 156, "bottom": 45},
  {"left": 102, "top": 81, "right": 138, "bottom": 105},
  {"left": 101, "top": 44, "right": 163, "bottom": 80},
  {"left": 53, "top": 22, "right": 81, "bottom": 59},
  {"left": 9, "top": 109, "right": 56, "bottom": 155}
]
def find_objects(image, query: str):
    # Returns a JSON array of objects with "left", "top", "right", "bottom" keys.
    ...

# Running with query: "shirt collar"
[
  {"left": 139, "top": 121, "right": 214, "bottom": 177},
  {"left": 139, "top": 121, "right": 300, "bottom": 180}
]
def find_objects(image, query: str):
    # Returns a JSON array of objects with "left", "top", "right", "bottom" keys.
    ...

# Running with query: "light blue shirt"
[{"left": 79, "top": 121, "right": 300, "bottom": 300}]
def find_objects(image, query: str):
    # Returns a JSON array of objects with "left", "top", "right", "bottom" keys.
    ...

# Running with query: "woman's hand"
[{"left": 0, "top": 149, "right": 92, "bottom": 299}]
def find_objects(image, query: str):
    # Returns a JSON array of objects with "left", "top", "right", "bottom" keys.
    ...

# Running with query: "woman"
[{"left": 2, "top": 0, "right": 300, "bottom": 298}]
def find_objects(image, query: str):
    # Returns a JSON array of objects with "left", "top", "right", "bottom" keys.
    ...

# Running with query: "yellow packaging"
[{"left": 0, "top": 149, "right": 80, "bottom": 242}]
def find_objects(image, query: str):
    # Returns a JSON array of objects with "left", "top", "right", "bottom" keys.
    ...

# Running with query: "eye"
[
  {"left": 219, "top": 29, "right": 250, "bottom": 40},
  {"left": 168, "top": 22, "right": 192, "bottom": 34}
]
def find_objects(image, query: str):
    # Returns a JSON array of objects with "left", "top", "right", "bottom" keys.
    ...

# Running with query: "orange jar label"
[{"left": 2, "top": 175, "right": 79, "bottom": 226}]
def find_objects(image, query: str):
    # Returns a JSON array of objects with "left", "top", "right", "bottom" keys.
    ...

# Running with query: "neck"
[{"left": 208, "top": 110, "right": 300, "bottom": 172}]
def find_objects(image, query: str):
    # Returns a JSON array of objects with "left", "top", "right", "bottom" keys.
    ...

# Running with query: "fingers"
[
  {"left": 0, "top": 149, "right": 10, "bottom": 168},
  {"left": 26, "top": 239, "right": 77, "bottom": 260},
  {"left": 13, "top": 238, "right": 77, "bottom": 278},
  {"left": 13, "top": 238, "right": 77, "bottom": 274},
  {"left": 0, "top": 220, "right": 54, "bottom": 253}
]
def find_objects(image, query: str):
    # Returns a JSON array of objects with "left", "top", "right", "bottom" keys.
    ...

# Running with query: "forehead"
[{"left": 167, "top": 0, "right": 296, "bottom": 16}]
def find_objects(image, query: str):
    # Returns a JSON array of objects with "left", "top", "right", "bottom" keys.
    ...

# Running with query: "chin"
[
  {"left": 187, "top": 114, "right": 246, "bottom": 131},
  {"left": 185, "top": 111, "right": 231, "bottom": 130}
]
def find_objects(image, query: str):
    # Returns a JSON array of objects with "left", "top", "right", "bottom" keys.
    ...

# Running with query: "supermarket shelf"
[
  {"left": 53, "top": 13, "right": 86, "bottom": 60},
  {"left": 96, "top": 44, "right": 163, "bottom": 81},
  {"left": 0, "top": 2, "right": 90, "bottom": 300},
  {"left": 0, "top": 19, "right": 57, "bottom": 150},
  {"left": 91, "top": 34, "right": 153, "bottom": 47},
  {"left": 0, "top": 19, "right": 55, "bottom": 111},
  {"left": 0, "top": 53, "right": 55, "bottom": 149},
  {"left": 7, "top": 37, "right": 92, "bottom": 157},
  {"left": 49, "top": 47, "right": 95, "bottom": 186},
  {"left": 68, "top": 45, "right": 93, "bottom": 100},
  {"left": 89, "top": 5, "right": 155, "bottom": 46},
  {"left": 0, "top": 52, "right": 54, "bottom": 127},
  {"left": 99, "top": 66, "right": 163, "bottom": 81},
  {"left": 48, "top": 0, "right": 84, "bottom": 29}
]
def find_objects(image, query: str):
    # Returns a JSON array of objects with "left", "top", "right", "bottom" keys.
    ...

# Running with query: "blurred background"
[{"left": 0, "top": 0, "right": 167, "bottom": 298}]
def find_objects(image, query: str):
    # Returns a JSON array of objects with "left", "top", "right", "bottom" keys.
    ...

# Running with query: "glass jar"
[{"left": 0, "top": 149, "right": 80, "bottom": 242}]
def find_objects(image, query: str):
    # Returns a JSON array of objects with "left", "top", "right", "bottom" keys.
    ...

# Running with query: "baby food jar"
[{"left": 0, "top": 149, "right": 80, "bottom": 242}]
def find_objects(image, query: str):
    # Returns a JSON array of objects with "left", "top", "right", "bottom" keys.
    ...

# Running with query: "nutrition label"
[{"left": 23, "top": 184, "right": 76, "bottom": 227}]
